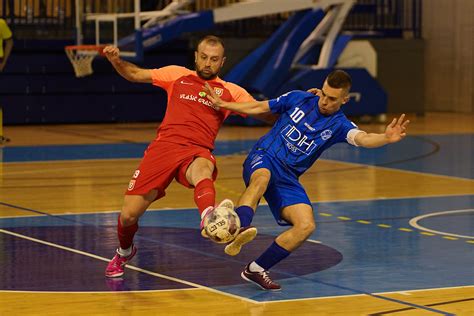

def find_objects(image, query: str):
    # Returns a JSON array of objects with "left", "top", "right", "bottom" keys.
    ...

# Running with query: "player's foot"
[
  {"left": 105, "top": 245, "right": 137, "bottom": 278},
  {"left": 200, "top": 206, "right": 214, "bottom": 238},
  {"left": 200, "top": 199, "right": 235, "bottom": 238},
  {"left": 241, "top": 264, "right": 281, "bottom": 291},
  {"left": 224, "top": 226, "right": 257, "bottom": 256},
  {"left": 217, "top": 198, "right": 234, "bottom": 211}
]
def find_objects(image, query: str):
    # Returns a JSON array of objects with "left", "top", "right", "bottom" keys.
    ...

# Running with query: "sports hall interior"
[{"left": 1, "top": 0, "right": 473, "bottom": 315}]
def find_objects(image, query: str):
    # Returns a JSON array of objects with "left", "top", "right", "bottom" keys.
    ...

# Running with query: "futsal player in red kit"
[{"left": 103, "top": 36, "right": 266, "bottom": 278}]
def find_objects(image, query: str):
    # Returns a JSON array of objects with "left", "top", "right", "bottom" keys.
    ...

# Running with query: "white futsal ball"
[{"left": 204, "top": 206, "right": 241, "bottom": 244}]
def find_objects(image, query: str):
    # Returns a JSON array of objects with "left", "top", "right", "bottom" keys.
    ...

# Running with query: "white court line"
[
  {"left": 263, "top": 285, "right": 474, "bottom": 304},
  {"left": 0, "top": 228, "right": 258, "bottom": 304},
  {"left": 320, "top": 158, "right": 474, "bottom": 182},
  {"left": 409, "top": 209, "right": 474, "bottom": 239},
  {"left": 0, "top": 288, "right": 200, "bottom": 294}
]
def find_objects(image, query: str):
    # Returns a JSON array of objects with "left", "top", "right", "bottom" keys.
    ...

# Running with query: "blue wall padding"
[
  {"left": 224, "top": 10, "right": 313, "bottom": 86},
  {"left": 118, "top": 11, "right": 215, "bottom": 51},
  {"left": 225, "top": 9, "right": 324, "bottom": 97},
  {"left": 327, "top": 34, "right": 352, "bottom": 67},
  {"left": 274, "top": 68, "right": 387, "bottom": 116}
]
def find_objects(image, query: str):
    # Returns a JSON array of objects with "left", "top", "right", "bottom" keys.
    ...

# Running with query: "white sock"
[
  {"left": 249, "top": 261, "right": 265, "bottom": 272},
  {"left": 117, "top": 246, "right": 132, "bottom": 257}
]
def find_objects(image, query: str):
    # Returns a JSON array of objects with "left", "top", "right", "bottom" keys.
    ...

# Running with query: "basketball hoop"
[{"left": 65, "top": 45, "right": 105, "bottom": 78}]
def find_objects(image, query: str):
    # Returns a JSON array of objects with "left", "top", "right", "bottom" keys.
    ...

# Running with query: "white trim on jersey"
[{"left": 346, "top": 128, "right": 364, "bottom": 146}]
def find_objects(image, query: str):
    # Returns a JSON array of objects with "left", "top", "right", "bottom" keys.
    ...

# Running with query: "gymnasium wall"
[
  {"left": 369, "top": 39, "right": 425, "bottom": 115},
  {"left": 422, "top": 0, "right": 473, "bottom": 112}
]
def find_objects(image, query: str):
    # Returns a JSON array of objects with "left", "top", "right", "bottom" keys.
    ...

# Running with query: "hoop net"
[{"left": 65, "top": 45, "right": 105, "bottom": 78}]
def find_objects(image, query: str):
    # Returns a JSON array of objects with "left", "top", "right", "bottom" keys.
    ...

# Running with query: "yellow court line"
[
  {"left": 319, "top": 212, "right": 332, "bottom": 217},
  {"left": 337, "top": 216, "right": 351, "bottom": 220},
  {"left": 420, "top": 232, "right": 435, "bottom": 236},
  {"left": 442, "top": 236, "right": 459, "bottom": 240}
]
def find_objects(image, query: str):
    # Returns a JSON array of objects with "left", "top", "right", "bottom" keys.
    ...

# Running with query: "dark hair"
[
  {"left": 327, "top": 70, "right": 352, "bottom": 91},
  {"left": 196, "top": 35, "right": 225, "bottom": 52}
]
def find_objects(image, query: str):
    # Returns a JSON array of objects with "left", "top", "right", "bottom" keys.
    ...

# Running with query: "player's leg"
[
  {"left": 236, "top": 167, "right": 271, "bottom": 224},
  {"left": 185, "top": 156, "right": 216, "bottom": 217},
  {"left": 106, "top": 141, "right": 177, "bottom": 277},
  {"left": 224, "top": 168, "right": 271, "bottom": 256},
  {"left": 242, "top": 203, "right": 315, "bottom": 290},
  {"left": 105, "top": 190, "right": 158, "bottom": 278},
  {"left": 184, "top": 156, "right": 221, "bottom": 236}
]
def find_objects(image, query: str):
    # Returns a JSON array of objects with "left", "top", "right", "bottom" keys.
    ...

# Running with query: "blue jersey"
[{"left": 251, "top": 90, "right": 358, "bottom": 177}]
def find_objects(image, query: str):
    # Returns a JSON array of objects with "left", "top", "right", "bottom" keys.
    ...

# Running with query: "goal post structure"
[{"left": 74, "top": 0, "right": 143, "bottom": 60}]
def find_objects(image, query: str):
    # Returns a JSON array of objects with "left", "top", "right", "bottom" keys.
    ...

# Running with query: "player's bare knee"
[
  {"left": 252, "top": 177, "right": 269, "bottom": 192},
  {"left": 120, "top": 213, "right": 139, "bottom": 226},
  {"left": 250, "top": 172, "right": 270, "bottom": 191},
  {"left": 296, "top": 221, "right": 316, "bottom": 238},
  {"left": 188, "top": 158, "right": 214, "bottom": 185}
]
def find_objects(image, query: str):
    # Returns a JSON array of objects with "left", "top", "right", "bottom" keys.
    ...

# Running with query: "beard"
[{"left": 195, "top": 64, "right": 218, "bottom": 80}]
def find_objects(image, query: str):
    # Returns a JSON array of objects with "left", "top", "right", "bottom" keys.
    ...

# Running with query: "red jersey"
[{"left": 150, "top": 65, "right": 254, "bottom": 151}]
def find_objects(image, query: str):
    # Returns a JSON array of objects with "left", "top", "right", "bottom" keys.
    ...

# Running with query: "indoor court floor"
[{"left": 0, "top": 112, "right": 473, "bottom": 315}]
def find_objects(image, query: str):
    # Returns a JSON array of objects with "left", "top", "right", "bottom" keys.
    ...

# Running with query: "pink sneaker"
[{"left": 105, "top": 245, "right": 137, "bottom": 278}]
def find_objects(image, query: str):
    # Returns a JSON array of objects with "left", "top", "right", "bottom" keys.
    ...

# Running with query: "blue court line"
[
  {"left": 2, "top": 134, "right": 473, "bottom": 179},
  {"left": 0, "top": 140, "right": 256, "bottom": 162},
  {"left": 321, "top": 134, "right": 474, "bottom": 179},
  {"left": 0, "top": 201, "right": 459, "bottom": 314}
]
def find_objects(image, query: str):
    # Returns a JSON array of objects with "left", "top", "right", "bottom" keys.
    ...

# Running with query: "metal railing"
[
  {"left": 344, "top": 0, "right": 421, "bottom": 38},
  {"left": 1, "top": 0, "right": 422, "bottom": 39}
]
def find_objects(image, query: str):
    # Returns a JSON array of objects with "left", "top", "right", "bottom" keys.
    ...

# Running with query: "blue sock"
[
  {"left": 235, "top": 205, "right": 254, "bottom": 227},
  {"left": 255, "top": 241, "right": 291, "bottom": 270}
]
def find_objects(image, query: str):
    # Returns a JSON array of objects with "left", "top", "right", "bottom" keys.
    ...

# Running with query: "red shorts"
[{"left": 125, "top": 140, "right": 217, "bottom": 199}]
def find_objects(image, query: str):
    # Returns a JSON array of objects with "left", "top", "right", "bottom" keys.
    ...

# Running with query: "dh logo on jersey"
[
  {"left": 282, "top": 125, "right": 316, "bottom": 155},
  {"left": 214, "top": 87, "right": 223, "bottom": 96},
  {"left": 320, "top": 129, "right": 333, "bottom": 140}
]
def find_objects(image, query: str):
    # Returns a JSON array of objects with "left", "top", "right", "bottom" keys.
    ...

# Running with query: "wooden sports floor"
[{"left": 1, "top": 112, "right": 473, "bottom": 315}]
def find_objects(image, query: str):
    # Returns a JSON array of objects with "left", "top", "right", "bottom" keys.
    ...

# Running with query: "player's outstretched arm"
[
  {"left": 355, "top": 114, "right": 410, "bottom": 148},
  {"left": 203, "top": 82, "right": 270, "bottom": 115},
  {"left": 103, "top": 46, "right": 152, "bottom": 83}
]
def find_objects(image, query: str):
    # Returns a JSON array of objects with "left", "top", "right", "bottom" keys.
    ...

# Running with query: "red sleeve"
[
  {"left": 224, "top": 82, "right": 255, "bottom": 117},
  {"left": 150, "top": 66, "right": 192, "bottom": 90}
]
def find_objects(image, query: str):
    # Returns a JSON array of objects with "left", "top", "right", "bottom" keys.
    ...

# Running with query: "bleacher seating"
[{"left": 2, "top": 41, "right": 189, "bottom": 124}]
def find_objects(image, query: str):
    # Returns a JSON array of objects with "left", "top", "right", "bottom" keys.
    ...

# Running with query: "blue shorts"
[{"left": 243, "top": 150, "right": 311, "bottom": 226}]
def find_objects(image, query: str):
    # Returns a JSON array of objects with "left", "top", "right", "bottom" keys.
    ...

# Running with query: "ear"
[
  {"left": 342, "top": 95, "right": 350, "bottom": 104},
  {"left": 221, "top": 56, "right": 226, "bottom": 67},
  {"left": 194, "top": 51, "right": 198, "bottom": 63}
]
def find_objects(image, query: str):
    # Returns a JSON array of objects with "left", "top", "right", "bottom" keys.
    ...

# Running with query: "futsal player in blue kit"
[{"left": 203, "top": 70, "right": 409, "bottom": 290}]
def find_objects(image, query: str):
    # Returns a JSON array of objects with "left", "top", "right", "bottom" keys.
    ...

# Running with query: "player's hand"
[
  {"left": 385, "top": 114, "right": 410, "bottom": 143},
  {"left": 103, "top": 46, "right": 121, "bottom": 62},
  {"left": 307, "top": 88, "right": 322, "bottom": 97},
  {"left": 203, "top": 82, "right": 224, "bottom": 109}
]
